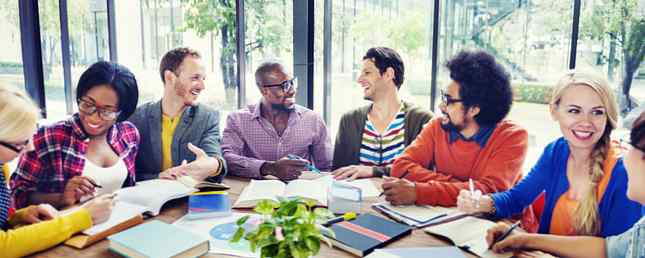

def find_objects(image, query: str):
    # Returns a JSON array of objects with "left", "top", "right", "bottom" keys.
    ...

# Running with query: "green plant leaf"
[
  {"left": 254, "top": 199, "right": 278, "bottom": 215},
  {"left": 231, "top": 227, "right": 245, "bottom": 243},
  {"left": 305, "top": 236, "right": 321, "bottom": 254},
  {"left": 236, "top": 215, "right": 250, "bottom": 226}
]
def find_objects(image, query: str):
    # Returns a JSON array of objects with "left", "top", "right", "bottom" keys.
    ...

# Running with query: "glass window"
[
  {"left": 39, "top": 0, "right": 67, "bottom": 120},
  {"left": 578, "top": 0, "right": 644, "bottom": 131},
  {"left": 323, "top": 0, "right": 434, "bottom": 139},
  {"left": 115, "top": 0, "right": 237, "bottom": 124},
  {"left": 0, "top": 1, "right": 24, "bottom": 92},
  {"left": 243, "top": 0, "right": 294, "bottom": 106}
]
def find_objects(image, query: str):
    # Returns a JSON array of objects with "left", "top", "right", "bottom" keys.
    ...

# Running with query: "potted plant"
[{"left": 230, "top": 197, "right": 335, "bottom": 258}]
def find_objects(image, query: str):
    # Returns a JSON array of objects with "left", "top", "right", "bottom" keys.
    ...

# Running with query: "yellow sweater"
[
  {"left": 1, "top": 164, "right": 93, "bottom": 258},
  {"left": 161, "top": 114, "right": 182, "bottom": 171}
]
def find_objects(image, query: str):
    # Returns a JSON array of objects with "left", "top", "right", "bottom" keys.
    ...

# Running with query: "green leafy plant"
[{"left": 230, "top": 197, "right": 335, "bottom": 258}]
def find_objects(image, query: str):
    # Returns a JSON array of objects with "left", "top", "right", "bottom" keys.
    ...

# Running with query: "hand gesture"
[
  {"left": 82, "top": 194, "right": 116, "bottom": 225},
  {"left": 332, "top": 165, "right": 373, "bottom": 181},
  {"left": 61, "top": 176, "right": 97, "bottom": 206},
  {"left": 381, "top": 177, "right": 417, "bottom": 205},
  {"left": 263, "top": 157, "right": 308, "bottom": 181},
  {"left": 20, "top": 204, "right": 58, "bottom": 224},
  {"left": 486, "top": 222, "right": 528, "bottom": 253}
]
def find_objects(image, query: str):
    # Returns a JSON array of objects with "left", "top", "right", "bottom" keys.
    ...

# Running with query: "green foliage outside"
[{"left": 231, "top": 198, "right": 335, "bottom": 258}]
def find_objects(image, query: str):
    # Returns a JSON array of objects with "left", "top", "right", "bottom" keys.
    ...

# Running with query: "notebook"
[
  {"left": 64, "top": 202, "right": 146, "bottom": 248},
  {"left": 423, "top": 216, "right": 513, "bottom": 258},
  {"left": 108, "top": 220, "right": 209, "bottom": 258},
  {"left": 233, "top": 175, "right": 380, "bottom": 208},
  {"left": 372, "top": 202, "right": 467, "bottom": 228},
  {"left": 323, "top": 213, "right": 412, "bottom": 256},
  {"left": 365, "top": 247, "right": 467, "bottom": 258},
  {"left": 186, "top": 191, "right": 232, "bottom": 219}
]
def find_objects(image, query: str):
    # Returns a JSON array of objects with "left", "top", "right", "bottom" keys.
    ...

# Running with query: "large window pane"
[
  {"left": 39, "top": 0, "right": 67, "bottom": 120},
  {"left": 324, "top": 0, "right": 434, "bottom": 138},
  {"left": 116, "top": 0, "right": 238, "bottom": 124},
  {"left": 439, "top": 0, "right": 573, "bottom": 171},
  {"left": 243, "top": 0, "right": 293, "bottom": 105},
  {"left": 0, "top": 1, "right": 24, "bottom": 92},
  {"left": 577, "top": 0, "right": 644, "bottom": 130}
]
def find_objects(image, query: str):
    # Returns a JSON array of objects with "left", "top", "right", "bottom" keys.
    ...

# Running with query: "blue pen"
[{"left": 287, "top": 154, "right": 321, "bottom": 173}]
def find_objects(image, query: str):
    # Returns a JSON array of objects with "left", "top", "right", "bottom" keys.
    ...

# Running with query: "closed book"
[
  {"left": 108, "top": 220, "right": 209, "bottom": 258},
  {"left": 324, "top": 213, "right": 412, "bottom": 257},
  {"left": 187, "top": 191, "right": 232, "bottom": 219}
]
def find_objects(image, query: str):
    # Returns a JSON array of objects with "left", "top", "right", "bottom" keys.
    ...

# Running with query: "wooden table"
[{"left": 30, "top": 177, "right": 476, "bottom": 258}]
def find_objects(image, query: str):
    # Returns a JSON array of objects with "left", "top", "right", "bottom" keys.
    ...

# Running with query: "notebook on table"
[
  {"left": 372, "top": 202, "right": 467, "bottom": 228},
  {"left": 423, "top": 216, "right": 513, "bottom": 258},
  {"left": 233, "top": 175, "right": 380, "bottom": 208},
  {"left": 365, "top": 247, "right": 467, "bottom": 258},
  {"left": 108, "top": 220, "right": 209, "bottom": 258},
  {"left": 323, "top": 213, "right": 412, "bottom": 257}
]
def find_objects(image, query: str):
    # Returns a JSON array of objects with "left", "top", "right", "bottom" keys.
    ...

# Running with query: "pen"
[
  {"left": 322, "top": 212, "right": 357, "bottom": 227},
  {"left": 287, "top": 154, "right": 321, "bottom": 173},
  {"left": 469, "top": 178, "right": 474, "bottom": 195},
  {"left": 87, "top": 178, "right": 103, "bottom": 188},
  {"left": 488, "top": 221, "right": 521, "bottom": 250},
  {"left": 379, "top": 170, "right": 411, "bottom": 197}
]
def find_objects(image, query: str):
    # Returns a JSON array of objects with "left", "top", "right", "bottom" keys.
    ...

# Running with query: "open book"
[
  {"left": 233, "top": 175, "right": 380, "bottom": 208},
  {"left": 64, "top": 177, "right": 229, "bottom": 248},
  {"left": 423, "top": 216, "right": 513, "bottom": 258}
]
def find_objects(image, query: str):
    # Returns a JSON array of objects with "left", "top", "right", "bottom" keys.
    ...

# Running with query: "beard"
[
  {"left": 271, "top": 102, "right": 294, "bottom": 112},
  {"left": 440, "top": 112, "right": 464, "bottom": 132}
]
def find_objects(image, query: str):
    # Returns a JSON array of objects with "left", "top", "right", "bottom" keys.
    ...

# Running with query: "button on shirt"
[{"left": 222, "top": 103, "right": 332, "bottom": 179}]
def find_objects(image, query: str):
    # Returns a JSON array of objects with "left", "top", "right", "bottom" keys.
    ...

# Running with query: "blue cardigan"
[{"left": 491, "top": 137, "right": 642, "bottom": 237}]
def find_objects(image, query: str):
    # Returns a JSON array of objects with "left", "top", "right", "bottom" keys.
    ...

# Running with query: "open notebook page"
[
  {"left": 83, "top": 202, "right": 148, "bottom": 235},
  {"left": 424, "top": 216, "right": 512, "bottom": 258},
  {"left": 115, "top": 179, "right": 196, "bottom": 215},
  {"left": 284, "top": 178, "right": 328, "bottom": 206},
  {"left": 234, "top": 180, "right": 286, "bottom": 207}
]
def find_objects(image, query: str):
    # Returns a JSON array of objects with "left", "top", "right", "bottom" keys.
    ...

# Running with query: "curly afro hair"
[{"left": 446, "top": 50, "right": 512, "bottom": 126}]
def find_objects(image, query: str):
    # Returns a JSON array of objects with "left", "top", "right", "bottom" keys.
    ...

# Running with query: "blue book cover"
[
  {"left": 187, "top": 191, "right": 232, "bottom": 219},
  {"left": 108, "top": 220, "right": 209, "bottom": 258}
]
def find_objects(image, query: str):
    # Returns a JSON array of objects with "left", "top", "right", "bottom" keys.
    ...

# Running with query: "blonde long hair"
[
  {"left": 550, "top": 72, "right": 618, "bottom": 235},
  {"left": 0, "top": 85, "right": 41, "bottom": 142}
]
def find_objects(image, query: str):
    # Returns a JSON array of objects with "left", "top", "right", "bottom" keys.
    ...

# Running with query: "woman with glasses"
[
  {"left": 457, "top": 72, "right": 641, "bottom": 239},
  {"left": 11, "top": 61, "right": 140, "bottom": 209},
  {"left": 0, "top": 86, "right": 114, "bottom": 258}
]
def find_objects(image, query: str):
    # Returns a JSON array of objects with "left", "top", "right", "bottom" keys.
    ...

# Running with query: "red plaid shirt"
[{"left": 10, "top": 114, "right": 140, "bottom": 209}]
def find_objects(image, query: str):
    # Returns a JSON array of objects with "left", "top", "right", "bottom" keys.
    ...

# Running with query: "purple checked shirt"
[{"left": 221, "top": 103, "right": 332, "bottom": 179}]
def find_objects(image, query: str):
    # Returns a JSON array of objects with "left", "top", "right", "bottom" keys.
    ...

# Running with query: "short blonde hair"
[
  {"left": 551, "top": 71, "right": 618, "bottom": 235},
  {"left": 0, "top": 85, "right": 41, "bottom": 142}
]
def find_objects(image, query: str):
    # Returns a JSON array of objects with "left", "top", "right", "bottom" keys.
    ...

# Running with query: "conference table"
[{"left": 30, "top": 176, "right": 478, "bottom": 258}]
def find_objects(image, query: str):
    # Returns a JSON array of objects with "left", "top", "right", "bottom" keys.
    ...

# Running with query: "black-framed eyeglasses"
[
  {"left": 77, "top": 98, "right": 121, "bottom": 121},
  {"left": 440, "top": 89, "right": 463, "bottom": 105},
  {"left": 262, "top": 78, "right": 297, "bottom": 92},
  {"left": 0, "top": 139, "right": 30, "bottom": 153}
]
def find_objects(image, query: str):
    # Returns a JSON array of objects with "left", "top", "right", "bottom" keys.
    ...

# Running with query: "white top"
[{"left": 82, "top": 157, "right": 128, "bottom": 200}]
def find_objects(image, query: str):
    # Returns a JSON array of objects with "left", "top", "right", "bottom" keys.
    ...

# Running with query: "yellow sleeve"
[{"left": 0, "top": 208, "right": 92, "bottom": 258}]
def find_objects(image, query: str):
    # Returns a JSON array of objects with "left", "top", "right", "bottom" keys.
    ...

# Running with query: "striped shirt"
[{"left": 359, "top": 107, "right": 406, "bottom": 166}]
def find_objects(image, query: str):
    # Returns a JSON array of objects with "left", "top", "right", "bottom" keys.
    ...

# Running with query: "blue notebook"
[
  {"left": 108, "top": 220, "right": 209, "bottom": 258},
  {"left": 187, "top": 191, "right": 231, "bottom": 219}
]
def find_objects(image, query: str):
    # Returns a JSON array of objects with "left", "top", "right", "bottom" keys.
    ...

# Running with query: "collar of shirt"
[
  {"left": 447, "top": 124, "right": 495, "bottom": 147},
  {"left": 70, "top": 113, "right": 121, "bottom": 146}
]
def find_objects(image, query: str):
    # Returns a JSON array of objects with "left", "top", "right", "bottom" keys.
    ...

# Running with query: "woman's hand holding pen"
[
  {"left": 456, "top": 180, "right": 494, "bottom": 214},
  {"left": 485, "top": 222, "right": 529, "bottom": 253},
  {"left": 61, "top": 176, "right": 99, "bottom": 206}
]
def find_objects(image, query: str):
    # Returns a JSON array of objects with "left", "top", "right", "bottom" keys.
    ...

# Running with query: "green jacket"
[{"left": 332, "top": 101, "right": 433, "bottom": 176}]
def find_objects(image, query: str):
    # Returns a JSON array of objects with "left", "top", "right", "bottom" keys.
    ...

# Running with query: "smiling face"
[
  {"left": 357, "top": 59, "right": 388, "bottom": 101},
  {"left": 260, "top": 69, "right": 297, "bottom": 111},
  {"left": 168, "top": 56, "right": 206, "bottom": 106},
  {"left": 78, "top": 85, "right": 119, "bottom": 137},
  {"left": 551, "top": 84, "right": 608, "bottom": 150}
]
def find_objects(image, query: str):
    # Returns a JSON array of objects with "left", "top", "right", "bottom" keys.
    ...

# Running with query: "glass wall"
[
  {"left": 243, "top": 0, "right": 294, "bottom": 106},
  {"left": 323, "top": 0, "right": 434, "bottom": 137},
  {"left": 115, "top": 0, "right": 237, "bottom": 124},
  {"left": 438, "top": 0, "right": 573, "bottom": 150},
  {"left": 38, "top": 0, "right": 66, "bottom": 120},
  {"left": 0, "top": 1, "right": 24, "bottom": 92}
]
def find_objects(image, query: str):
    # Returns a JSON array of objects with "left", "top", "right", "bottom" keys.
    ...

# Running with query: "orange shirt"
[
  {"left": 391, "top": 118, "right": 528, "bottom": 206},
  {"left": 549, "top": 146, "right": 619, "bottom": 235}
]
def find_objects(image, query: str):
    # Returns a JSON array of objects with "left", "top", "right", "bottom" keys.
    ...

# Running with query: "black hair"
[
  {"left": 254, "top": 60, "right": 285, "bottom": 87},
  {"left": 76, "top": 61, "right": 139, "bottom": 121},
  {"left": 446, "top": 50, "right": 512, "bottom": 125},
  {"left": 631, "top": 111, "right": 645, "bottom": 151},
  {"left": 363, "top": 47, "right": 405, "bottom": 89}
]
